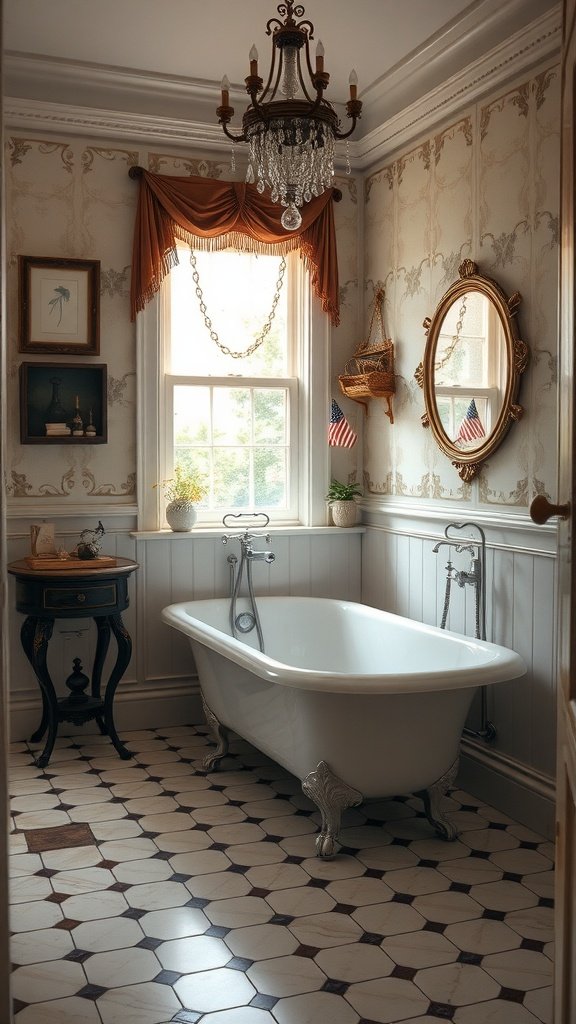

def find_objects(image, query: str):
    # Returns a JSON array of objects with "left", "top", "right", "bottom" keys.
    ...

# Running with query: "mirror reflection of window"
[{"left": 434, "top": 290, "right": 505, "bottom": 450}]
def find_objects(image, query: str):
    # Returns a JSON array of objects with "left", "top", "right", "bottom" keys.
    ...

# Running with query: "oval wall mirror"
[{"left": 415, "top": 259, "right": 529, "bottom": 481}]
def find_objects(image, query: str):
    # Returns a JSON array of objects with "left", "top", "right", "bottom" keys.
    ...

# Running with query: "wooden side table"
[{"left": 8, "top": 557, "right": 138, "bottom": 768}]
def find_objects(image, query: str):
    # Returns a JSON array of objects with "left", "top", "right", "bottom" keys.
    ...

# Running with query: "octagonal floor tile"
[
  {"left": 204, "top": 895, "right": 273, "bottom": 929},
  {"left": 266, "top": 885, "right": 335, "bottom": 918},
  {"left": 411, "top": 891, "right": 483, "bottom": 925},
  {"left": 125, "top": 880, "right": 192, "bottom": 911},
  {"left": 482, "top": 948, "right": 553, "bottom": 990},
  {"left": 288, "top": 911, "right": 363, "bottom": 948},
  {"left": 156, "top": 933, "right": 231, "bottom": 973},
  {"left": 96, "top": 980, "right": 182, "bottom": 1024},
  {"left": 72, "top": 916, "right": 146, "bottom": 953},
  {"left": 84, "top": 946, "right": 161, "bottom": 988},
  {"left": 345, "top": 975, "right": 429, "bottom": 1023},
  {"left": 382, "top": 929, "right": 459, "bottom": 969},
  {"left": 444, "top": 918, "right": 522, "bottom": 955},
  {"left": 15, "top": 995, "right": 102, "bottom": 1023},
  {"left": 60, "top": 890, "right": 128, "bottom": 921},
  {"left": 247, "top": 953, "right": 326, "bottom": 996},
  {"left": 140, "top": 906, "right": 209, "bottom": 940},
  {"left": 11, "top": 927, "right": 74, "bottom": 965},
  {"left": 315, "top": 941, "right": 396, "bottom": 982},
  {"left": 352, "top": 901, "right": 426, "bottom": 937},
  {"left": 469, "top": 880, "right": 539, "bottom": 913},
  {"left": 12, "top": 960, "right": 86, "bottom": 1004},
  {"left": 414, "top": 962, "right": 500, "bottom": 1005},
  {"left": 185, "top": 870, "right": 252, "bottom": 901},
  {"left": 273, "top": 990, "right": 360, "bottom": 1024},
  {"left": 325, "top": 875, "right": 394, "bottom": 907},
  {"left": 224, "top": 923, "right": 298, "bottom": 961},
  {"left": 174, "top": 966, "right": 255, "bottom": 1013}
]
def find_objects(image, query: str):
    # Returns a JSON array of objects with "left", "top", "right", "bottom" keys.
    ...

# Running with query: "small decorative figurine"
[{"left": 76, "top": 521, "right": 105, "bottom": 560}]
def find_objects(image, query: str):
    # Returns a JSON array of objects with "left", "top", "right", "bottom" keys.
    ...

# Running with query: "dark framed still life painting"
[
  {"left": 20, "top": 362, "right": 107, "bottom": 444},
  {"left": 18, "top": 256, "right": 100, "bottom": 355}
]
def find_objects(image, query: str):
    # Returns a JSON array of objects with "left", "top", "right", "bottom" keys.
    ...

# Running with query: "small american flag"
[
  {"left": 329, "top": 399, "right": 357, "bottom": 448},
  {"left": 455, "top": 398, "right": 485, "bottom": 444}
]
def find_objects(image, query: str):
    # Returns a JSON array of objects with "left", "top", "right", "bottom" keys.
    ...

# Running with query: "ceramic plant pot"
[
  {"left": 330, "top": 500, "right": 358, "bottom": 527},
  {"left": 166, "top": 500, "right": 197, "bottom": 532}
]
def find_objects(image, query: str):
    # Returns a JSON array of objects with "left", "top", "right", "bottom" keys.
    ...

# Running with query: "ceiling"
[{"left": 3, "top": 0, "right": 560, "bottom": 137}]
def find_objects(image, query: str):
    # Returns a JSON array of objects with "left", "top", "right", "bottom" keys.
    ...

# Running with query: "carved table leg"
[
  {"left": 92, "top": 616, "right": 111, "bottom": 735},
  {"left": 21, "top": 616, "right": 57, "bottom": 768},
  {"left": 302, "top": 761, "right": 363, "bottom": 859},
  {"left": 101, "top": 614, "right": 132, "bottom": 760},
  {"left": 418, "top": 756, "right": 460, "bottom": 840},
  {"left": 201, "top": 693, "right": 230, "bottom": 771}
]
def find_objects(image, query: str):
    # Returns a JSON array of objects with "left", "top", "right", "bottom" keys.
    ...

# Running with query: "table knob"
[{"left": 76, "top": 593, "right": 86, "bottom": 603}]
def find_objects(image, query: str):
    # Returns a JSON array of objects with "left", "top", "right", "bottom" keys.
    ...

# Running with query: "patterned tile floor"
[{"left": 9, "top": 725, "right": 555, "bottom": 1024}]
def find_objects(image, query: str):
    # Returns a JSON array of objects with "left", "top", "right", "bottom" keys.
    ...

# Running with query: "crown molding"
[
  {"left": 358, "top": 5, "right": 561, "bottom": 168},
  {"left": 3, "top": 5, "right": 561, "bottom": 171}
]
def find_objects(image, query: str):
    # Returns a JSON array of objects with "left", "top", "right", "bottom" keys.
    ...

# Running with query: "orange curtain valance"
[{"left": 129, "top": 168, "right": 340, "bottom": 325}]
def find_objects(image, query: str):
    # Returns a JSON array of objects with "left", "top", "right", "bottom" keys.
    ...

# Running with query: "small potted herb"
[
  {"left": 155, "top": 465, "right": 207, "bottom": 532},
  {"left": 325, "top": 479, "right": 362, "bottom": 527}
]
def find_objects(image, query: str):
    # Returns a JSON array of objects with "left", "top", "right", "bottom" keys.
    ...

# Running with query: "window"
[{"left": 137, "top": 245, "right": 330, "bottom": 530}]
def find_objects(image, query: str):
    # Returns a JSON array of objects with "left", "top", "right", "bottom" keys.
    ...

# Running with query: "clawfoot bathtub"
[{"left": 161, "top": 597, "right": 525, "bottom": 857}]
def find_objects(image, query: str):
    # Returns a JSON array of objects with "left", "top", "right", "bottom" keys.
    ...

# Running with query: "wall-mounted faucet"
[
  {"left": 433, "top": 521, "right": 495, "bottom": 742},
  {"left": 221, "top": 513, "right": 275, "bottom": 651}
]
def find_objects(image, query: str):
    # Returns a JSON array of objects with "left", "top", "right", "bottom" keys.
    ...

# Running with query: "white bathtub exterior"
[{"left": 161, "top": 597, "right": 526, "bottom": 799}]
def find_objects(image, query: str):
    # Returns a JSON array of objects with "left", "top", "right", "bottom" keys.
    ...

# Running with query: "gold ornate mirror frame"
[{"left": 415, "top": 259, "right": 529, "bottom": 482}]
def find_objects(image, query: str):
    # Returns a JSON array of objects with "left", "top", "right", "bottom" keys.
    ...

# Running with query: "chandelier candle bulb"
[
  {"left": 249, "top": 45, "right": 258, "bottom": 76},
  {"left": 220, "top": 75, "right": 230, "bottom": 107},
  {"left": 315, "top": 40, "right": 324, "bottom": 74},
  {"left": 349, "top": 69, "right": 358, "bottom": 101}
]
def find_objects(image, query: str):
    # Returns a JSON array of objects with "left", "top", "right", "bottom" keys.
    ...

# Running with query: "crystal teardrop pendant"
[{"left": 281, "top": 204, "right": 303, "bottom": 231}]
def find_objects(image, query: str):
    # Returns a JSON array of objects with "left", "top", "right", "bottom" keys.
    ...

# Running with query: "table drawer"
[{"left": 43, "top": 583, "right": 118, "bottom": 611}]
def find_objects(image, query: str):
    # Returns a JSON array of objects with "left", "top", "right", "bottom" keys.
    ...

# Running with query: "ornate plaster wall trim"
[{"left": 357, "top": 8, "right": 561, "bottom": 168}]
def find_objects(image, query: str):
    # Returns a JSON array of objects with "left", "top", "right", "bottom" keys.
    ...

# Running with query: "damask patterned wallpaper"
[
  {"left": 362, "top": 64, "right": 560, "bottom": 507},
  {"left": 5, "top": 142, "right": 361, "bottom": 506}
]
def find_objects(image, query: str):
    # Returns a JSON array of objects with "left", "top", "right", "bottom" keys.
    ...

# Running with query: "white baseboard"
[
  {"left": 10, "top": 679, "right": 204, "bottom": 744},
  {"left": 458, "top": 737, "right": 556, "bottom": 840}
]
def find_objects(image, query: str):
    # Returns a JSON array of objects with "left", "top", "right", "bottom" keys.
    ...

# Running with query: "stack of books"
[{"left": 45, "top": 422, "right": 71, "bottom": 437}]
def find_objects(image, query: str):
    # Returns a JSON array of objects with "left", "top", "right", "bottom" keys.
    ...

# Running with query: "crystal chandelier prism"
[{"left": 217, "top": 1, "right": 362, "bottom": 230}]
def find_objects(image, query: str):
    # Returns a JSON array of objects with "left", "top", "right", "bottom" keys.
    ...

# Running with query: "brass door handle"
[{"left": 530, "top": 494, "right": 571, "bottom": 525}]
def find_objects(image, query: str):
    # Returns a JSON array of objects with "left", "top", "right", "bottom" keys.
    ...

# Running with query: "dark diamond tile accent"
[
  {"left": 449, "top": 882, "right": 471, "bottom": 894},
  {"left": 502, "top": 872, "right": 523, "bottom": 883},
  {"left": 210, "top": 784, "right": 226, "bottom": 791},
  {"left": 284, "top": 855, "right": 304, "bottom": 864},
  {"left": 122, "top": 908, "right": 147, "bottom": 920},
  {"left": 98, "top": 859, "right": 118, "bottom": 869},
  {"left": 391, "top": 837, "right": 412, "bottom": 847},
  {"left": 226, "top": 956, "right": 254, "bottom": 972},
  {"left": 521, "top": 937, "right": 546, "bottom": 952},
  {"left": 270, "top": 913, "right": 294, "bottom": 925},
  {"left": 519, "top": 840, "right": 540, "bottom": 850},
  {"left": 539, "top": 897, "right": 554, "bottom": 908},
  {"left": 364, "top": 868, "right": 384, "bottom": 879},
  {"left": 459, "top": 804, "right": 480, "bottom": 813},
  {"left": 322, "top": 978, "right": 350, "bottom": 995},
  {"left": 55, "top": 918, "right": 81, "bottom": 931},
  {"left": 249, "top": 993, "right": 279, "bottom": 1010},
  {"left": 63, "top": 948, "right": 92, "bottom": 963},
  {"left": 391, "top": 964, "right": 418, "bottom": 980},
  {"left": 205, "top": 925, "right": 230, "bottom": 938},
  {"left": 154, "top": 969, "right": 182, "bottom": 986},
  {"left": 294, "top": 809, "right": 313, "bottom": 817},
  {"left": 154, "top": 851, "right": 172, "bottom": 861},
  {"left": 77, "top": 984, "right": 108, "bottom": 1001},
  {"left": 109, "top": 797, "right": 126, "bottom": 805},
  {"left": 210, "top": 842, "right": 228, "bottom": 852},
  {"left": 244, "top": 816, "right": 261, "bottom": 824},
  {"left": 35, "top": 867, "right": 58, "bottom": 878},
  {"left": 308, "top": 877, "right": 330, "bottom": 888},
  {"left": 249, "top": 887, "right": 271, "bottom": 899},
  {"left": 46, "top": 892, "right": 68, "bottom": 904},
  {"left": 109, "top": 881, "right": 131, "bottom": 892},
  {"left": 265, "top": 835, "right": 283, "bottom": 843},
  {"left": 138, "top": 936, "right": 163, "bottom": 950},
  {"left": 428, "top": 1001, "right": 456, "bottom": 1019},
  {"left": 360, "top": 931, "right": 385, "bottom": 945},
  {"left": 12, "top": 999, "right": 27, "bottom": 1015},
  {"left": 500, "top": 987, "right": 526, "bottom": 1003},
  {"left": 228, "top": 800, "right": 244, "bottom": 807},
  {"left": 295, "top": 944, "right": 321, "bottom": 958},
  {"left": 482, "top": 909, "right": 506, "bottom": 921},
  {"left": 172, "top": 1010, "right": 202, "bottom": 1023},
  {"left": 457, "top": 951, "right": 482, "bottom": 965},
  {"left": 333, "top": 902, "right": 356, "bottom": 914},
  {"left": 392, "top": 892, "right": 414, "bottom": 904},
  {"left": 170, "top": 872, "right": 191, "bottom": 883},
  {"left": 193, "top": 823, "right": 212, "bottom": 832},
  {"left": 123, "top": 813, "right": 143, "bottom": 821},
  {"left": 470, "top": 849, "right": 491, "bottom": 860},
  {"left": 423, "top": 921, "right": 446, "bottom": 934},
  {"left": 227, "top": 863, "right": 249, "bottom": 874},
  {"left": 418, "top": 859, "right": 440, "bottom": 869},
  {"left": 186, "top": 896, "right": 209, "bottom": 909},
  {"left": 488, "top": 822, "right": 508, "bottom": 831}
]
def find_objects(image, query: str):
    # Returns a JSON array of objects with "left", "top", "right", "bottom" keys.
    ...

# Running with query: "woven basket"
[{"left": 338, "top": 290, "right": 395, "bottom": 422}]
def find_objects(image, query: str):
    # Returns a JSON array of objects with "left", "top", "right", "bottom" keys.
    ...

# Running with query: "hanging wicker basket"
[{"left": 338, "top": 288, "right": 395, "bottom": 422}]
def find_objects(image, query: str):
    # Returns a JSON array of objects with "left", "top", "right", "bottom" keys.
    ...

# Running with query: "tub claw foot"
[
  {"left": 302, "top": 761, "right": 363, "bottom": 859},
  {"left": 419, "top": 756, "right": 460, "bottom": 841},
  {"left": 201, "top": 694, "right": 229, "bottom": 771}
]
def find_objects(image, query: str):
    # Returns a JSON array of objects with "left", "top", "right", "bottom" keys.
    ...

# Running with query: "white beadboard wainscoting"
[
  {"left": 360, "top": 499, "right": 557, "bottom": 839},
  {"left": 7, "top": 518, "right": 363, "bottom": 742}
]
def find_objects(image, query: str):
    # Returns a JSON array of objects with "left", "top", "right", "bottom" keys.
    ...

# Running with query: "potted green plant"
[
  {"left": 325, "top": 479, "right": 362, "bottom": 527},
  {"left": 155, "top": 465, "right": 207, "bottom": 532}
]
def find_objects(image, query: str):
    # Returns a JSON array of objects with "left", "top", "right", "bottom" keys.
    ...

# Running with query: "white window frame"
[{"left": 136, "top": 254, "right": 330, "bottom": 531}]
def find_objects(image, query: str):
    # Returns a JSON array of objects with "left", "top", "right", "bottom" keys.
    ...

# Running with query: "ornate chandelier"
[{"left": 216, "top": 0, "right": 362, "bottom": 231}]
